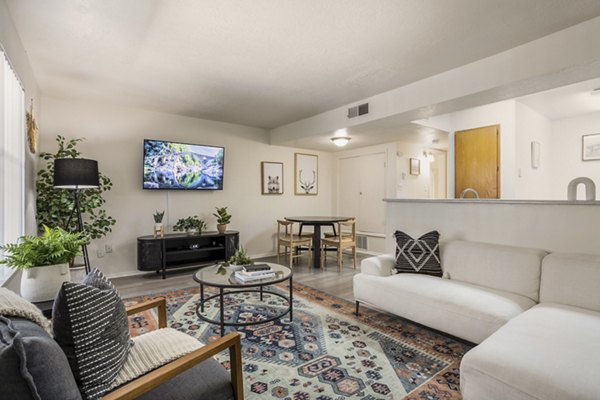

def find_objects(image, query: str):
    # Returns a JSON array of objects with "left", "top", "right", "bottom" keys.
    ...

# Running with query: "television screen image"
[{"left": 143, "top": 139, "right": 224, "bottom": 190}]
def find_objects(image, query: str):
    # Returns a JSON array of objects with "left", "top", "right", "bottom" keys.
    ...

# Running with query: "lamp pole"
[{"left": 73, "top": 189, "right": 92, "bottom": 274}]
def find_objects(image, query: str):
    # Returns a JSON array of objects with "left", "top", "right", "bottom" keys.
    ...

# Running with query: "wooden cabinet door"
[{"left": 454, "top": 125, "right": 500, "bottom": 199}]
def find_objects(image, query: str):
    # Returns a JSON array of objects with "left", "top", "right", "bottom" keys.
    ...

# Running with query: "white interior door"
[
  {"left": 338, "top": 153, "right": 386, "bottom": 234},
  {"left": 359, "top": 153, "right": 385, "bottom": 233},
  {"left": 338, "top": 156, "right": 360, "bottom": 222}
]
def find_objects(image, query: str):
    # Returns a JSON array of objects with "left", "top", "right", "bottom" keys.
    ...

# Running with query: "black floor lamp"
[{"left": 53, "top": 158, "right": 100, "bottom": 274}]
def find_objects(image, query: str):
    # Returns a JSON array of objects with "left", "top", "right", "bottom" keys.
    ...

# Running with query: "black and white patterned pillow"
[
  {"left": 394, "top": 230, "right": 442, "bottom": 277},
  {"left": 53, "top": 269, "right": 131, "bottom": 400}
]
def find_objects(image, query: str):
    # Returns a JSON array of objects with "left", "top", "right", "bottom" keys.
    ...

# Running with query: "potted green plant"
[
  {"left": 227, "top": 246, "right": 253, "bottom": 271},
  {"left": 173, "top": 216, "right": 207, "bottom": 235},
  {"left": 0, "top": 226, "right": 88, "bottom": 302},
  {"left": 213, "top": 206, "right": 232, "bottom": 234},
  {"left": 152, "top": 210, "right": 165, "bottom": 237}
]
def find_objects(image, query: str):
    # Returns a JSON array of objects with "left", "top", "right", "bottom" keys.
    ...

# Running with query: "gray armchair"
[{"left": 0, "top": 293, "right": 243, "bottom": 400}]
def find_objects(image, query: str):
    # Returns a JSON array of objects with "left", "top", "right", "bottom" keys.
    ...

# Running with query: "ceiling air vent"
[{"left": 347, "top": 103, "right": 369, "bottom": 118}]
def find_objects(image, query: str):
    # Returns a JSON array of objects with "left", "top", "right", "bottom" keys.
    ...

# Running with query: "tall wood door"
[{"left": 454, "top": 125, "right": 500, "bottom": 199}]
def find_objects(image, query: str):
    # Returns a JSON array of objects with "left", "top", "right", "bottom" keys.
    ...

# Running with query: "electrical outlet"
[
  {"left": 105, "top": 244, "right": 113, "bottom": 253},
  {"left": 97, "top": 249, "right": 105, "bottom": 258}
]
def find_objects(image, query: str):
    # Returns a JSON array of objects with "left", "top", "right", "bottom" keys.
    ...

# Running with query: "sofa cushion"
[
  {"left": 460, "top": 303, "right": 600, "bottom": 400},
  {"left": 136, "top": 357, "right": 234, "bottom": 400},
  {"left": 441, "top": 240, "right": 546, "bottom": 301},
  {"left": 53, "top": 268, "right": 131, "bottom": 400},
  {"left": 0, "top": 316, "right": 82, "bottom": 400},
  {"left": 353, "top": 272, "right": 535, "bottom": 343},
  {"left": 540, "top": 253, "right": 600, "bottom": 312},
  {"left": 394, "top": 230, "right": 442, "bottom": 277},
  {"left": 111, "top": 328, "right": 202, "bottom": 388}
]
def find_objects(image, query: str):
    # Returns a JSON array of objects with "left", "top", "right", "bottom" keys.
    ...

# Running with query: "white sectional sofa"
[
  {"left": 460, "top": 252, "right": 600, "bottom": 400},
  {"left": 354, "top": 241, "right": 600, "bottom": 400},
  {"left": 353, "top": 240, "right": 547, "bottom": 344}
]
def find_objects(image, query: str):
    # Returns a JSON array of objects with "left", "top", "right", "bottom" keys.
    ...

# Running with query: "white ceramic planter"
[
  {"left": 69, "top": 265, "right": 86, "bottom": 283},
  {"left": 20, "top": 263, "right": 71, "bottom": 302},
  {"left": 229, "top": 264, "right": 244, "bottom": 271}
]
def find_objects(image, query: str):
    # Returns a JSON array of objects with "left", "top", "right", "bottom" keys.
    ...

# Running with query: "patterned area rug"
[{"left": 125, "top": 283, "right": 471, "bottom": 400}]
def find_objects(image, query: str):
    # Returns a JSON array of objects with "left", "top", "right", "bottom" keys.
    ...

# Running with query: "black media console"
[{"left": 137, "top": 231, "right": 239, "bottom": 279}]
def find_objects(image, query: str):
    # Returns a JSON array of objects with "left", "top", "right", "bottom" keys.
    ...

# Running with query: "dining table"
[{"left": 284, "top": 216, "right": 352, "bottom": 268}]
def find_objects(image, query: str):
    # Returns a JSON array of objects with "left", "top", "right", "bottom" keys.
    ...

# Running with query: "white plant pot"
[
  {"left": 229, "top": 264, "right": 244, "bottom": 271},
  {"left": 70, "top": 265, "right": 87, "bottom": 283},
  {"left": 20, "top": 263, "right": 71, "bottom": 302}
]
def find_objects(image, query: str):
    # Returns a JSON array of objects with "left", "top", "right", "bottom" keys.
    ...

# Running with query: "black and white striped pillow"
[
  {"left": 394, "top": 230, "right": 442, "bottom": 277},
  {"left": 53, "top": 269, "right": 131, "bottom": 400}
]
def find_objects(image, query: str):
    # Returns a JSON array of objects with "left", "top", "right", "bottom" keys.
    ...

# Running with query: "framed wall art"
[
  {"left": 409, "top": 158, "right": 420, "bottom": 176},
  {"left": 582, "top": 133, "right": 600, "bottom": 161},
  {"left": 294, "top": 153, "right": 318, "bottom": 195},
  {"left": 261, "top": 161, "right": 283, "bottom": 195}
]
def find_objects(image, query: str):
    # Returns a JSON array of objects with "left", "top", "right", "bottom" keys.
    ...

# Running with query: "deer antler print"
[{"left": 299, "top": 170, "right": 316, "bottom": 193}]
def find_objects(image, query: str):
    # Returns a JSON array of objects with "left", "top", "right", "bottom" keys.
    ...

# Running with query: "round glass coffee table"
[{"left": 193, "top": 262, "right": 293, "bottom": 336}]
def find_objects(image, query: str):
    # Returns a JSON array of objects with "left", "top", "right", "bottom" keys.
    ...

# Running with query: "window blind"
[{"left": 0, "top": 49, "right": 25, "bottom": 282}]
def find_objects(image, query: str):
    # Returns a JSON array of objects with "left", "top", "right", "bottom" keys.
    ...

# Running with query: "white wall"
[
  {"left": 385, "top": 200, "right": 600, "bottom": 256},
  {"left": 39, "top": 97, "right": 335, "bottom": 278},
  {"left": 549, "top": 111, "right": 600, "bottom": 200},
  {"left": 514, "top": 102, "right": 552, "bottom": 199},
  {"left": 396, "top": 141, "right": 432, "bottom": 198}
]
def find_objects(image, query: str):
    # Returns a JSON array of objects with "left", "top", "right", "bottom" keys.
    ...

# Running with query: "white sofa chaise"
[
  {"left": 353, "top": 240, "right": 548, "bottom": 344},
  {"left": 460, "top": 253, "right": 600, "bottom": 400}
]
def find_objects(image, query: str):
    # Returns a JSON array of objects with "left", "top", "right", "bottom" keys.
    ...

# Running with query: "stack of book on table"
[{"left": 234, "top": 264, "right": 275, "bottom": 282}]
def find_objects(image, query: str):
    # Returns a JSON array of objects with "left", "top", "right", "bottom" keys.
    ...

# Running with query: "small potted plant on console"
[
  {"left": 153, "top": 210, "right": 165, "bottom": 238},
  {"left": 213, "top": 206, "right": 232, "bottom": 234},
  {"left": 173, "top": 216, "right": 207, "bottom": 235}
]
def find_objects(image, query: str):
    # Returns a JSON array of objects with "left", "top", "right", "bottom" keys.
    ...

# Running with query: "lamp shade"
[{"left": 54, "top": 158, "right": 100, "bottom": 189}]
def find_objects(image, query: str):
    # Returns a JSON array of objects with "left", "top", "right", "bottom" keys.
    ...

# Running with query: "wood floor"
[{"left": 113, "top": 252, "right": 369, "bottom": 302}]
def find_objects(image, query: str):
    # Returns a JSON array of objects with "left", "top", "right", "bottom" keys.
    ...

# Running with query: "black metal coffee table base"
[{"left": 196, "top": 276, "right": 293, "bottom": 336}]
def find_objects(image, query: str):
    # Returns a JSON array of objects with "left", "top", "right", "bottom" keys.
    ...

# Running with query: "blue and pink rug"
[{"left": 125, "top": 283, "right": 471, "bottom": 400}]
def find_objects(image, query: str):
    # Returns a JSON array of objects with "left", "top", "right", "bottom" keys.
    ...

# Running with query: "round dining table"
[{"left": 284, "top": 216, "right": 352, "bottom": 268}]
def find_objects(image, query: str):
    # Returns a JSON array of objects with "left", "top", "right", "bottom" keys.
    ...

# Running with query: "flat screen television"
[{"left": 143, "top": 139, "right": 224, "bottom": 190}]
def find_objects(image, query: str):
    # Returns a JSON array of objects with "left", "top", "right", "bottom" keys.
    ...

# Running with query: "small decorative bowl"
[{"left": 229, "top": 264, "right": 244, "bottom": 272}]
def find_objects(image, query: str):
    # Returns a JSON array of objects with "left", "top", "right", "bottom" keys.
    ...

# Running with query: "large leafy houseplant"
[
  {"left": 0, "top": 226, "right": 87, "bottom": 270},
  {"left": 36, "top": 135, "right": 116, "bottom": 239}
]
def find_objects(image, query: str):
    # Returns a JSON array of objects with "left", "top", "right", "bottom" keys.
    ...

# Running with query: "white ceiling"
[
  {"left": 517, "top": 77, "right": 600, "bottom": 121},
  {"left": 6, "top": 0, "right": 600, "bottom": 130}
]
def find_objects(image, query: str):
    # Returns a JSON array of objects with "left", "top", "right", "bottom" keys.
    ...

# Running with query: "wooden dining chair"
[
  {"left": 277, "top": 220, "right": 312, "bottom": 268},
  {"left": 321, "top": 219, "right": 357, "bottom": 271}
]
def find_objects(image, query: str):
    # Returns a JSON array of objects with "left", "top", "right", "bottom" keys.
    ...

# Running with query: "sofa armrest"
[{"left": 361, "top": 255, "right": 395, "bottom": 276}]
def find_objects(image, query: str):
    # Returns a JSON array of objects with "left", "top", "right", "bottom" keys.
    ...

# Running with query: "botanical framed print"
[
  {"left": 294, "top": 153, "right": 318, "bottom": 195},
  {"left": 409, "top": 158, "right": 420, "bottom": 176},
  {"left": 582, "top": 133, "right": 600, "bottom": 161},
  {"left": 261, "top": 161, "right": 283, "bottom": 195}
]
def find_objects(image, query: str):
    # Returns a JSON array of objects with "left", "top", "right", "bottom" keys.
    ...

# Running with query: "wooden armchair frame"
[{"left": 102, "top": 297, "right": 243, "bottom": 400}]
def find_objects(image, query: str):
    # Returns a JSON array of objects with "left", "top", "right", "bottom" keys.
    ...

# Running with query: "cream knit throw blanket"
[
  {"left": 0, "top": 287, "right": 52, "bottom": 333},
  {"left": 110, "top": 328, "right": 203, "bottom": 389}
]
